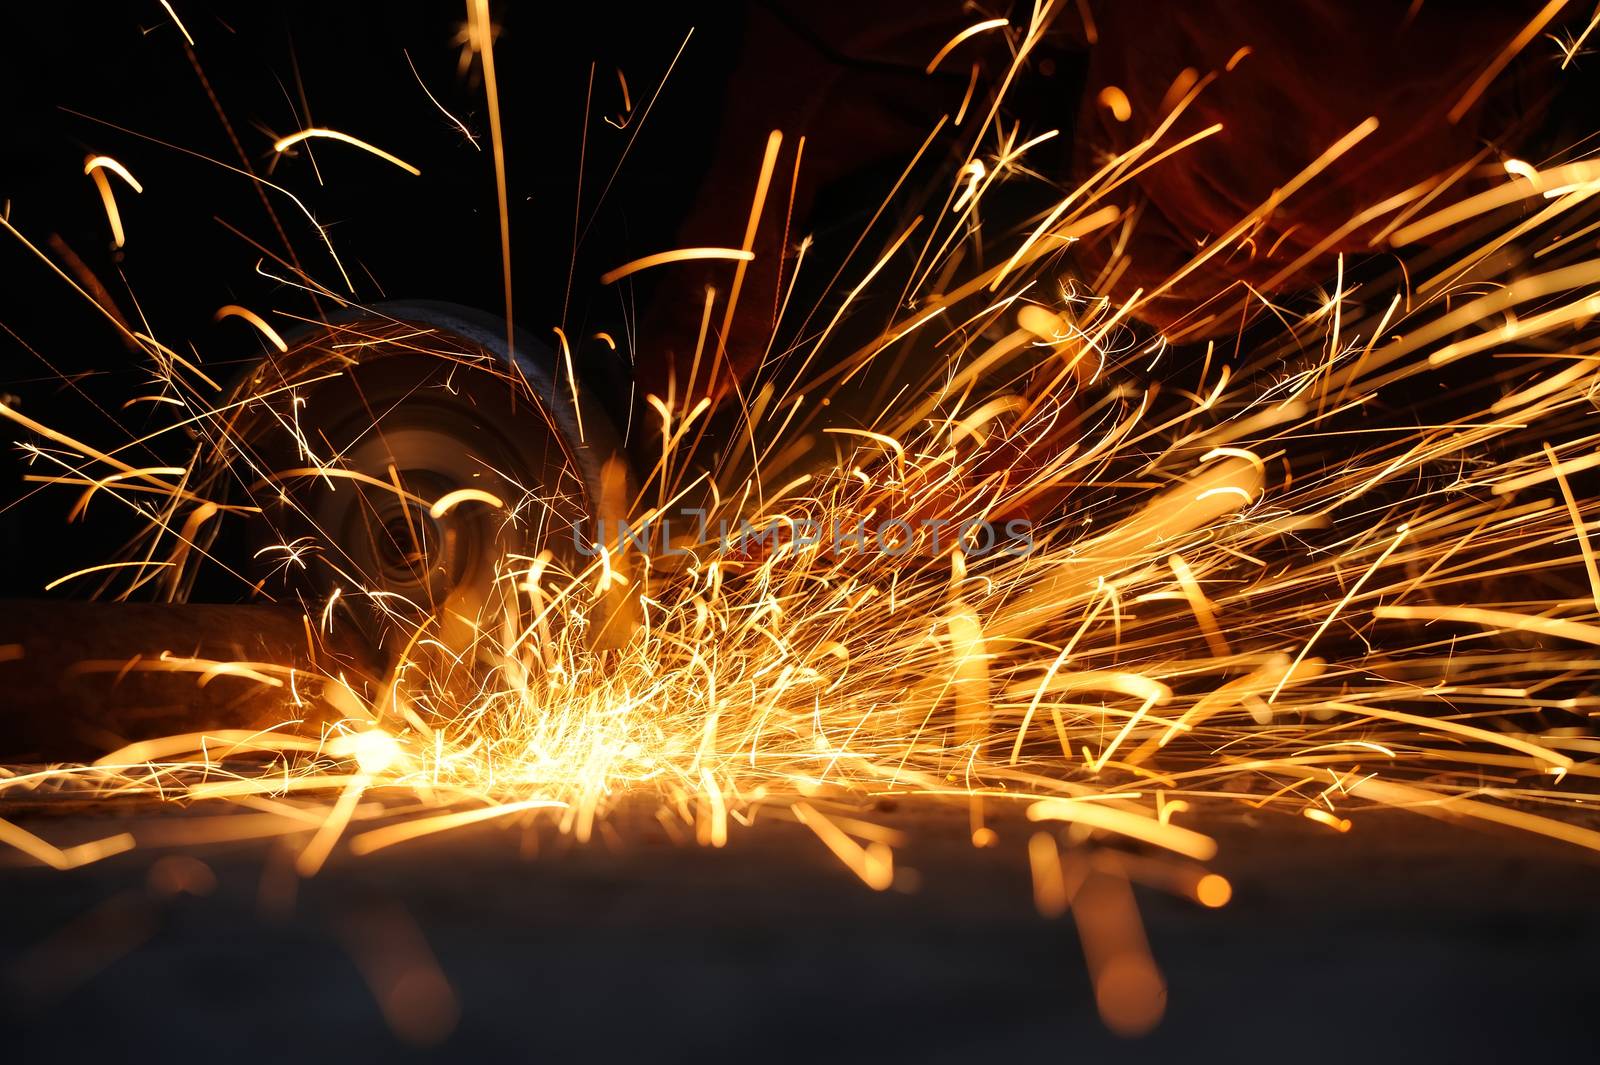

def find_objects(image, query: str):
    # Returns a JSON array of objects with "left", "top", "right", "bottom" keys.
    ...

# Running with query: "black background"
[{"left": 0, "top": 1, "right": 749, "bottom": 596}]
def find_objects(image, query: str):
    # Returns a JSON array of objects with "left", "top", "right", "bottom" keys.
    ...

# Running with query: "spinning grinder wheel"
[{"left": 209, "top": 301, "right": 634, "bottom": 657}]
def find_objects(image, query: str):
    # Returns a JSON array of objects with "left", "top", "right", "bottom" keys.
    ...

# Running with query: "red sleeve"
[{"left": 1069, "top": 0, "right": 1556, "bottom": 336}]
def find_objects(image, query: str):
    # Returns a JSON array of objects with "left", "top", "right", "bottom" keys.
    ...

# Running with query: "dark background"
[{"left": 0, "top": 1, "right": 751, "bottom": 595}]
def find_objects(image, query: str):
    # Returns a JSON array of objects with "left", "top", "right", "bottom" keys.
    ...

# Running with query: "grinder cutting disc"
[{"left": 198, "top": 301, "right": 633, "bottom": 657}]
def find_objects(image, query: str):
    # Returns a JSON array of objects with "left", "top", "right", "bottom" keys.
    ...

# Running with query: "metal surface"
[{"left": 0, "top": 800, "right": 1595, "bottom": 1061}]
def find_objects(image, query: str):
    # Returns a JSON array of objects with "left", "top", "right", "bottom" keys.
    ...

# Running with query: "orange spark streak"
[
  {"left": 714, "top": 130, "right": 784, "bottom": 381},
  {"left": 925, "top": 17, "right": 1009, "bottom": 74},
  {"left": 405, "top": 49, "right": 480, "bottom": 149},
  {"left": 428, "top": 488, "right": 506, "bottom": 519},
  {"left": 271, "top": 128, "right": 422, "bottom": 176},
  {"left": 348, "top": 800, "right": 567, "bottom": 856},
  {"left": 551, "top": 326, "right": 585, "bottom": 443},
  {"left": 83, "top": 155, "right": 145, "bottom": 192},
  {"left": 158, "top": 0, "right": 195, "bottom": 47},
  {"left": 1350, "top": 777, "right": 1600, "bottom": 853},
  {"left": 1270, "top": 523, "right": 1409, "bottom": 702},
  {"left": 0, "top": 818, "right": 134, "bottom": 870},
  {"left": 1072, "top": 859, "right": 1166, "bottom": 1037},
  {"left": 1027, "top": 799, "right": 1217, "bottom": 861},
  {"left": 1448, "top": 0, "right": 1570, "bottom": 123},
  {"left": 1027, "top": 831, "right": 1068, "bottom": 916},
  {"left": 1374, "top": 605, "right": 1600, "bottom": 649},
  {"left": 0, "top": 399, "right": 197, "bottom": 498},
  {"left": 599, "top": 247, "right": 755, "bottom": 286},
  {"left": 214, "top": 304, "right": 288, "bottom": 352},
  {"left": 1317, "top": 701, "right": 1571, "bottom": 773},
  {"left": 1545, "top": 441, "right": 1600, "bottom": 614},
  {"left": 1561, "top": 7, "right": 1600, "bottom": 68},
  {"left": 43, "top": 560, "right": 176, "bottom": 592},
  {"left": 1098, "top": 86, "right": 1132, "bottom": 122},
  {"left": 792, "top": 802, "right": 894, "bottom": 890},
  {"left": 295, "top": 775, "right": 369, "bottom": 877},
  {"left": 469, "top": 0, "right": 515, "bottom": 360}
]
